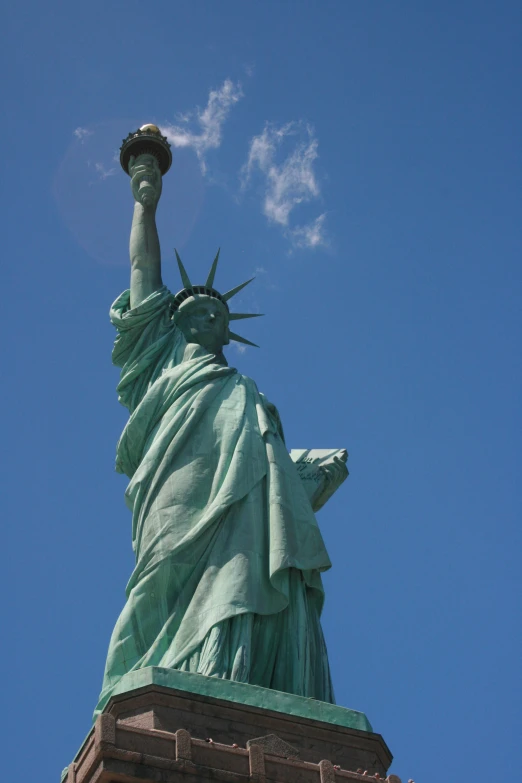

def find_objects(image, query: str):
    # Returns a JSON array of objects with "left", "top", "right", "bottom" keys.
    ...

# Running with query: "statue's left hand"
[
  {"left": 289, "top": 448, "right": 349, "bottom": 513},
  {"left": 320, "top": 453, "right": 349, "bottom": 487}
]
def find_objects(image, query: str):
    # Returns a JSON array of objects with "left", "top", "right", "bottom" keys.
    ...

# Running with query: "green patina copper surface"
[
  {"left": 94, "top": 147, "right": 355, "bottom": 722},
  {"left": 110, "top": 667, "right": 373, "bottom": 732}
]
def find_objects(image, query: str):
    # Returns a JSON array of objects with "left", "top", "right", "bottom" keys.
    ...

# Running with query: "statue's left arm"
[{"left": 259, "top": 394, "right": 348, "bottom": 513}]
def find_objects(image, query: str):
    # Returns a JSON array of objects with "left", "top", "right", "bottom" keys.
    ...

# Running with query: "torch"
[{"left": 120, "top": 124, "right": 172, "bottom": 203}]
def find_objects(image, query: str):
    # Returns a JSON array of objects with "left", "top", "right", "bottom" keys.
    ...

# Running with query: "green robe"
[{"left": 95, "top": 287, "right": 334, "bottom": 717}]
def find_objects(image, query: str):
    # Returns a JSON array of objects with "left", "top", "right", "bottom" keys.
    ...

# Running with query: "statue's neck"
[{"left": 181, "top": 342, "right": 228, "bottom": 366}]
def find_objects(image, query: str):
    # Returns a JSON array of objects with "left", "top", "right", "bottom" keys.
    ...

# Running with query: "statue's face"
[{"left": 177, "top": 297, "right": 229, "bottom": 354}]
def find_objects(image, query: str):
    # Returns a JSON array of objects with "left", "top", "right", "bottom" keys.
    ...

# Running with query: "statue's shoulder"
[{"left": 110, "top": 285, "right": 174, "bottom": 328}]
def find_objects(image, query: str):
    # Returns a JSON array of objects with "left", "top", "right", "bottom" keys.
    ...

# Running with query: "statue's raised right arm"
[{"left": 128, "top": 154, "right": 163, "bottom": 308}]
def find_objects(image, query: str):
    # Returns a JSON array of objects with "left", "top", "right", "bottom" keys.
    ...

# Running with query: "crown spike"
[
  {"left": 175, "top": 249, "right": 192, "bottom": 288},
  {"left": 229, "top": 331, "right": 259, "bottom": 348},
  {"left": 229, "top": 313, "right": 264, "bottom": 321},
  {"left": 222, "top": 277, "right": 255, "bottom": 302},
  {"left": 205, "top": 248, "right": 220, "bottom": 288}
]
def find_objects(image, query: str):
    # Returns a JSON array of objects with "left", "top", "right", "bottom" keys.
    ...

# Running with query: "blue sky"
[{"left": 2, "top": 2, "right": 520, "bottom": 781}]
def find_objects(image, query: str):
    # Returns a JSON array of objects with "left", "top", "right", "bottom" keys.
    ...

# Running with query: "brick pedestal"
[{"left": 65, "top": 669, "right": 397, "bottom": 783}]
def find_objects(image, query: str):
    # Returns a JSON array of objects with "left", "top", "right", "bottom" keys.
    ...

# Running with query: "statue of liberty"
[{"left": 94, "top": 126, "right": 348, "bottom": 719}]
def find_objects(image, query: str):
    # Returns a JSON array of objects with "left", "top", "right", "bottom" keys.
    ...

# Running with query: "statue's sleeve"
[
  {"left": 258, "top": 392, "right": 286, "bottom": 444},
  {"left": 110, "top": 286, "right": 181, "bottom": 412}
]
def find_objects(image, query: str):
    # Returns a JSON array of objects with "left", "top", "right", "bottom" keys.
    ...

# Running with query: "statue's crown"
[{"left": 170, "top": 249, "right": 263, "bottom": 348}]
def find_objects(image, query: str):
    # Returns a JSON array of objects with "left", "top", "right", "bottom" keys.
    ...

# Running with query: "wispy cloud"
[
  {"left": 161, "top": 79, "right": 243, "bottom": 174},
  {"left": 289, "top": 213, "right": 328, "bottom": 250},
  {"left": 240, "top": 121, "right": 327, "bottom": 248},
  {"left": 94, "top": 162, "right": 116, "bottom": 180},
  {"left": 74, "top": 127, "right": 93, "bottom": 143}
]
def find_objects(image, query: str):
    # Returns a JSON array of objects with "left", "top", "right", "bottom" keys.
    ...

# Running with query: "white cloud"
[
  {"left": 94, "top": 162, "right": 116, "bottom": 180},
  {"left": 289, "top": 213, "right": 328, "bottom": 249},
  {"left": 74, "top": 127, "right": 93, "bottom": 143},
  {"left": 241, "top": 121, "right": 327, "bottom": 248},
  {"left": 161, "top": 79, "right": 243, "bottom": 174}
]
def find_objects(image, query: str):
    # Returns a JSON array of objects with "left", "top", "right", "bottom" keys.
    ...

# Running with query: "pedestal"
[{"left": 65, "top": 667, "right": 396, "bottom": 783}]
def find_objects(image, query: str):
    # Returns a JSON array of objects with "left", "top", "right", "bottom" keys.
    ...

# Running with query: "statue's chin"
[
  {"left": 178, "top": 326, "right": 223, "bottom": 353},
  {"left": 191, "top": 337, "right": 225, "bottom": 355}
]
